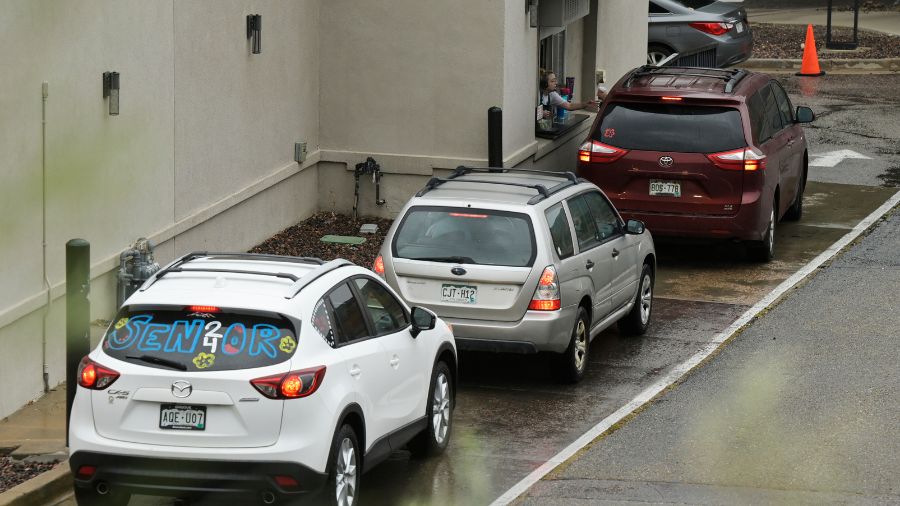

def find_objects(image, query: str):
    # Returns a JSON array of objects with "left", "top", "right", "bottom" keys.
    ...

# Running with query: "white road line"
[{"left": 490, "top": 190, "right": 900, "bottom": 506}]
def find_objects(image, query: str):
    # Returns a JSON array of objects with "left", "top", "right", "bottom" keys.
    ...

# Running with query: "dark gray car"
[{"left": 648, "top": 0, "right": 753, "bottom": 68}]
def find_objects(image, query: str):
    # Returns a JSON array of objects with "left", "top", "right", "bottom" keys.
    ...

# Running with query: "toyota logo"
[
  {"left": 171, "top": 380, "right": 192, "bottom": 398},
  {"left": 658, "top": 156, "right": 674, "bottom": 168}
]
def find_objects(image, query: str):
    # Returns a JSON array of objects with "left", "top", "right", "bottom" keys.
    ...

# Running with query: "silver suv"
[{"left": 375, "top": 168, "right": 656, "bottom": 382}]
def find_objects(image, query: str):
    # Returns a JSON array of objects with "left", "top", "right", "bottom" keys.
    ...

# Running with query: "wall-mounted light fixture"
[
  {"left": 247, "top": 14, "right": 261, "bottom": 54},
  {"left": 102, "top": 72, "right": 120, "bottom": 116},
  {"left": 527, "top": 0, "right": 539, "bottom": 28}
]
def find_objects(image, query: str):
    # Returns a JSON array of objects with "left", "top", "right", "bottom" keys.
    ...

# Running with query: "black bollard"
[
  {"left": 66, "top": 239, "right": 90, "bottom": 446},
  {"left": 488, "top": 106, "right": 502, "bottom": 171}
]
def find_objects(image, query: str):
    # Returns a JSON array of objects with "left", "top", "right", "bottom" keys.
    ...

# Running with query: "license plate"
[
  {"left": 160, "top": 404, "right": 206, "bottom": 430},
  {"left": 441, "top": 284, "right": 477, "bottom": 304},
  {"left": 735, "top": 22, "right": 744, "bottom": 33},
  {"left": 650, "top": 180, "right": 681, "bottom": 197}
]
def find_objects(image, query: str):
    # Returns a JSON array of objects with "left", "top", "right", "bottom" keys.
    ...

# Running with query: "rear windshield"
[
  {"left": 597, "top": 102, "right": 746, "bottom": 153},
  {"left": 101, "top": 307, "right": 298, "bottom": 372},
  {"left": 392, "top": 206, "right": 535, "bottom": 267}
]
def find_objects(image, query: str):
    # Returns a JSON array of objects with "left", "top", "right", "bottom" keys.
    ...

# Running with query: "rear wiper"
[
  {"left": 412, "top": 256, "right": 475, "bottom": 264},
  {"left": 125, "top": 355, "right": 188, "bottom": 371}
]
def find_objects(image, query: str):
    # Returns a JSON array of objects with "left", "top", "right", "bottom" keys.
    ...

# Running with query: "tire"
[
  {"left": 557, "top": 306, "right": 589, "bottom": 383},
  {"left": 325, "top": 425, "right": 360, "bottom": 506},
  {"left": 408, "top": 361, "right": 453, "bottom": 458},
  {"left": 647, "top": 44, "right": 673, "bottom": 65},
  {"left": 784, "top": 174, "right": 805, "bottom": 222},
  {"left": 749, "top": 206, "right": 776, "bottom": 262},
  {"left": 618, "top": 263, "right": 654, "bottom": 336},
  {"left": 74, "top": 487, "right": 130, "bottom": 506}
]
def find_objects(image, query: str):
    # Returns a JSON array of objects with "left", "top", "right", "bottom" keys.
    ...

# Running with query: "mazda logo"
[
  {"left": 658, "top": 156, "right": 674, "bottom": 168},
  {"left": 171, "top": 380, "right": 192, "bottom": 398}
]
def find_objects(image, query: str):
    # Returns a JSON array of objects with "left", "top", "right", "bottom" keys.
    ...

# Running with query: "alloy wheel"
[
  {"left": 432, "top": 373, "right": 451, "bottom": 445},
  {"left": 640, "top": 274, "right": 653, "bottom": 325},
  {"left": 574, "top": 319, "right": 587, "bottom": 372},
  {"left": 335, "top": 438, "right": 357, "bottom": 506},
  {"left": 647, "top": 51, "right": 669, "bottom": 65},
  {"left": 767, "top": 209, "right": 775, "bottom": 255}
]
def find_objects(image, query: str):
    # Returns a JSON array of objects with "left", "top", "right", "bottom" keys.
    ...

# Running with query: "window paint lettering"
[
  {"left": 202, "top": 321, "right": 223, "bottom": 353},
  {"left": 163, "top": 320, "right": 202, "bottom": 354},
  {"left": 107, "top": 315, "right": 152, "bottom": 350},
  {"left": 137, "top": 323, "right": 170, "bottom": 352},
  {"left": 250, "top": 324, "right": 281, "bottom": 358},
  {"left": 222, "top": 323, "right": 247, "bottom": 355}
]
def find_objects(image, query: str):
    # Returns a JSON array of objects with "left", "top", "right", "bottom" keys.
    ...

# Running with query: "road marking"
[
  {"left": 490, "top": 189, "right": 900, "bottom": 506},
  {"left": 809, "top": 149, "right": 872, "bottom": 168}
]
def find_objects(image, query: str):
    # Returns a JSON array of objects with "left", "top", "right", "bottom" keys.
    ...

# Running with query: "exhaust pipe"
[
  {"left": 261, "top": 491, "right": 276, "bottom": 504},
  {"left": 96, "top": 482, "right": 110, "bottom": 495}
]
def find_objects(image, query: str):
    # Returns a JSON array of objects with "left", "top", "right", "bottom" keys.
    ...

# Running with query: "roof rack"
[
  {"left": 284, "top": 259, "right": 355, "bottom": 299},
  {"left": 624, "top": 66, "right": 748, "bottom": 93},
  {"left": 415, "top": 166, "right": 583, "bottom": 204},
  {"left": 140, "top": 252, "right": 325, "bottom": 292}
]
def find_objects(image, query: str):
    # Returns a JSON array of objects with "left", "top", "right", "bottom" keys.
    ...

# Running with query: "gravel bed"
[
  {"left": 0, "top": 455, "right": 57, "bottom": 494},
  {"left": 250, "top": 212, "right": 393, "bottom": 269},
  {"left": 751, "top": 22, "right": 900, "bottom": 59}
]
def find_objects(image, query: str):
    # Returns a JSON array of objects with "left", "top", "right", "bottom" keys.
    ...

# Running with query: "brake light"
[
  {"left": 251, "top": 366, "right": 326, "bottom": 399},
  {"left": 448, "top": 212, "right": 488, "bottom": 218},
  {"left": 186, "top": 305, "right": 220, "bottom": 313},
  {"left": 529, "top": 266, "right": 561, "bottom": 311},
  {"left": 578, "top": 140, "right": 629, "bottom": 164},
  {"left": 689, "top": 22, "right": 733, "bottom": 36},
  {"left": 373, "top": 255, "right": 385, "bottom": 276},
  {"left": 77, "top": 357, "right": 120, "bottom": 390},
  {"left": 661, "top": 96, "right": 683, "bottom": 102},
  {"left": 707, "top": 147, "right": 766, "bottom": 172}
]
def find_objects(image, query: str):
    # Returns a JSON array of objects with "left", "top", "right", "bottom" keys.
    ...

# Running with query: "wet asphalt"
[{"left": 55, "top": 74, "right": 899, "bottom": 505}]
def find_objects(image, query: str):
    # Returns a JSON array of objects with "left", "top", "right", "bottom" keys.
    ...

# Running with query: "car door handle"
[
  {"left": 612, "top": 249, "right": 620, "bottom": 258},
  {"left": 389, "top": 356, "right": 400, "bottom": 369},
  {"left": 349, "top": 365, "right": 361, "bottom": 378},
  {"left": 585, "top": 260, "right": 594, "bottom": 269},
  {"left": 786, "top": 139, "right": 795, "bottom": 147}
]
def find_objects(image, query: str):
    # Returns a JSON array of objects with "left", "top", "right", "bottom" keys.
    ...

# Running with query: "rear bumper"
[
  {"left": 445, "top": 304, "right": 577, "bottom": 354},
  {"left": 716, "top": 31, "right": 753, "bottom": 67},
  {"left": 614, "top": 192, "right": 767, "bottom": 242},
  {"left": 69, "top": 451, "right": 327, "bottom": 499}
]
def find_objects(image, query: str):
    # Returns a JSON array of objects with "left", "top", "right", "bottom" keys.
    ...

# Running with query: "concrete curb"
[
  {"left": 0, "top": 461, "right": 70, "bottom": 506},
  {"left": 743, "top": 57, "right": 900, "bottom": 72}
]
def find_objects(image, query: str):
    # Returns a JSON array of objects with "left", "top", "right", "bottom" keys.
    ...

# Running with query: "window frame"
[
  {"left": 351, "top": 275, "right": 411, "bottom": 338},
  {"left": 770, "top": 81, "right": 795, "bottom": 128},
  {"left": 544, "top": 201, "right": 576, "bottom": 260},
  {"left": 322, "top": 280, "right": 374, "bottom": 348},
  {"left": 581, "top": 190, "right": 625, "bottom": 244}
]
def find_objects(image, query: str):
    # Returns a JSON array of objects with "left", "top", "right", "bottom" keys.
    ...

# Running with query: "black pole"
[
  {"left": 852, "top": 0, "right": 859, "bottom": 46},
  {"left": 488, "top": 106, "right": 502, "bottom": 170},
  {"left": 66, "top": 239, "right": 91, "bottom": 446},
  {"left": 826, "top": 0, "right": 833, "bottom": 48}
]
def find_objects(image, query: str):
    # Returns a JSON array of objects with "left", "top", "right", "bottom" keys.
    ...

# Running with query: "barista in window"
[{"left": 539, "top": 72, "right": 597, "bottom": 118}]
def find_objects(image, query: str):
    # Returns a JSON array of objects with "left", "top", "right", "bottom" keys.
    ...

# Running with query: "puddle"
[{"left": 877, "top": 165, "right": 900, "bottom": 187}]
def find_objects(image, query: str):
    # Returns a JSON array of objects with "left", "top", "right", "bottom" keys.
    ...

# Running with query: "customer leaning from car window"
[{"left": 540, "top": 71, "right": 597, "bottom": 118}]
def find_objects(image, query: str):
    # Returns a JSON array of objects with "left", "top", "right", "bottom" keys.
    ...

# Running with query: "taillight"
[
  {"left": 77, "top": 356, "right": 120, "bottom": 390},
  {"left": 578, "top": 140, "right": 629, "bottom": 164},
  {"left": 251, "top": 366, "right": 326, "bottom": 399},
  {"left": 529, "top": 266, "right": 561, "bottom": 311},
  {"left": 186, "top": 305, "right": 220, "bottom": 313},
  {"left": 707, "top": 147, "right": 766, "bottom": 172},
  {"left": 76, "top": 465, "right": 97, "bottom": 479},
  {"left": 689, "top": 22, "right": 733, "bottom": 36},
  {"left": 373, "top": 255, "right": 385, "bottom": 276}
]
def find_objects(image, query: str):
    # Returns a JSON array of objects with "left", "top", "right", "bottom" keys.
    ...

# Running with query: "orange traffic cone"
[{"left": 796, "top": 24, "right": 825, "bottom": 76}]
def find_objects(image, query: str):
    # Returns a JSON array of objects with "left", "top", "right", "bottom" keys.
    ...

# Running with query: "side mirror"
[
  {"left": 410, "top": 306, "right": 436, "bottom": 338},
  {"left": 625, "top": 219, "right": 646, "bottom": 235},
  {"left": 795, "top": 106, "right": 815, "bottom": 123}
]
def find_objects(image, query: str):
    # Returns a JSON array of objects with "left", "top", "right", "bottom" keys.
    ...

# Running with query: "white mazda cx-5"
[{"left": 68, "top": 252, "right": 457, "bottom": 506}]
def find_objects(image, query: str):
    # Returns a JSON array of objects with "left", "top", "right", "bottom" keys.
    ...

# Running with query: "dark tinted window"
[
  {"left": 763, "top": 85, "right": 784, "bottom": 134},
  {"left": 545, "top": 203, "right": 574, "bottom": 259},
  {"left": 597, "top": 103, "right": 745, "bottom": 153},
  {"left": 567, "top": 196, "right": 601, "bottom": 251},
  {"left": 354, "top": 278, "right": 408, "bottom": 335},
  {"left": 748, "top": 90, "right": 768, "bottom": 143},
  {"left": 329, "top": 283, "right": 369, "bottom": 342},
  {"left": 393, "top": 207, "right": 535, "bottom": 267},
  {"left": 311, "top": 299, "right": 336, "bottom": 347},
  {"left": 582, "top": 192, "right": 621, "bottom": 242},
  {"left": 102, "top": 308, "right": 297, "bottom": 371},
  {"left": 649, "top": 2, "right": 671, "bottom": 13},
  {"left": 771, "top": 82, "right": 794, "bottom": 127}
]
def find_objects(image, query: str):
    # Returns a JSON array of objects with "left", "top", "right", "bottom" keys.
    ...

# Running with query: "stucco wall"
[
  {"left": 596, "top": 0, "right": 649, "bottom": 86},
  {"left": 0, "top": 1, "right": 321, "bottom": 418}
]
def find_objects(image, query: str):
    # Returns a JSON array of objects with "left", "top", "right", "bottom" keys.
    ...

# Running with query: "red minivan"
[{"left": 577, "top": 66, "right": 815, "bottom": 261}]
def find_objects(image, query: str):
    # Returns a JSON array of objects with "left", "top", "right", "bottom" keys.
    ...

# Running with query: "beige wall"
[
  {"left": 596, "top": 0, "right": 649, "bottom": 86},
  {"left": 0, "top": 1, "right": 321, "bottom": 418}
]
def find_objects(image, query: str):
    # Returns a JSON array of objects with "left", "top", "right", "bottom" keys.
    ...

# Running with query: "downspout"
[{"left": 41, "top": 81, "right": 50, "bottom": 393}]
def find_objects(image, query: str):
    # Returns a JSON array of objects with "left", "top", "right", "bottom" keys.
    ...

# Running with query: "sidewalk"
[
  {"left": 520, "top": 210, "right": 900, "bottom": 504},
  {"left": 748, "top": 7, "right": 900, "bottom": 36}
]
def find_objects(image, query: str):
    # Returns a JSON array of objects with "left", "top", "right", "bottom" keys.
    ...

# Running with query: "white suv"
[{"left": 68, "top": 253, "right": 457, "bottom": 506}]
